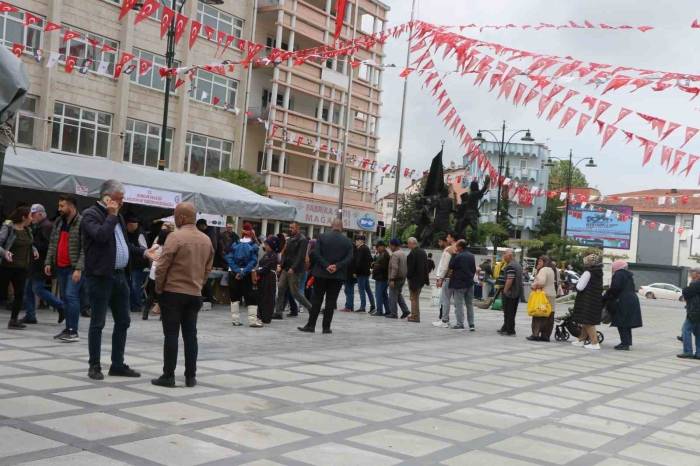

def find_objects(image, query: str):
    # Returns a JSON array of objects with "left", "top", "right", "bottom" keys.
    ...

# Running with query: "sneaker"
[
  {"left": 584, "top": 343, "right": 601, "bottom": 350},
  {"left": 88, "top": 365, "right": 104, "bottom": 380},
  {"left": 19, "top": 317, "right": 37, "bottom": 324},
  {"left": 7, "top": 319, "right": 26, "bottom": 330},
  {"left": 451, "top": 324, "right": 465, "bottom": 329},
  {"left": 60, "top": 332, "right": 80, "bottom": 342},
  {"left": 151, "top": 375, "right": 176, "bottom": 387},
  {"left": 354, "top": 308, "right": 366, "bottom": 313},
  {"left": 469, "top": 326, "right": 475, "bottom": 332},
  {"left": 572, "top": 340, "right": 586, "bottom": 347},
  {"left": 432, "top": 321, "right": 449, "bottom": 328},
  {"left": 186, "top": 377, "right": 197, "bottom": 387},
  {"left": 677, "top": 353, "right": 695, "bottom": 359},
  {"left": 108, "top": 365, "right": 141, "bottom": 378},
  {"left": 614, "top": 344, "right": 630, "bottom": 351},
  {"left": 232, "top": 321, "right": 243, "bottom": 327},
  {"left": 54, "top": 328, "right": 70, "bottom": 339}
]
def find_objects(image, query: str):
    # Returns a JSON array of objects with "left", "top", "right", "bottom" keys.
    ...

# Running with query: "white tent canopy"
[{"left": 1, "top": 148, "right": 296, "bottom": 220}]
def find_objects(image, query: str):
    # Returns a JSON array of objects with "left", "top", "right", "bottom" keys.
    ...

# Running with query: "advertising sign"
[
  {"left": 275, "top": 197, "right": 378, "bottom": 231},
  {"left": 566, "top": 205, "right": 633, "bottom": 250},
  {"left": 124, "top": 185, "right": 182, "bottom": 209}
]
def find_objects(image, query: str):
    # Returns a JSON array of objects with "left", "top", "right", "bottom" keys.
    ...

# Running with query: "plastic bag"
[
  {"left": 431, "top": 286, "right": 441, "bottom": 307},
  {"left": 527, "top": 290, "right": 552, "bottom": 317},
  {"left": 491, "top": 297, "right": 502, "bottom": 311}
]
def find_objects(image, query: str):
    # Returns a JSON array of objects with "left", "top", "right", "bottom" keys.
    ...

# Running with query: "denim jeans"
[
  {"left": 682, "top": 318, "right": 700, "bottom": 356},
  {"left": 463, "top": 285, "right": 475, "bottom": 327},
  {"left": 356, "top": 275, "right": 375, "bottom": 310},
  {"left": 23, "top": 277, "right": 64, "bottom": 320},
  {"left": 129, "top": 268, "right": 148, "bottom": 311},
  {"left": 56, "top": 267, "right": 83, "bottom": 332},
  {"left": 343, "top": 278, "right": 356, "bottom": 310},
  {"left": 374, "top": 280, "right": 389, "bottom": 316},
  {"left": 388, "top": 280, "right": 409, "bottom": 317},
  {"left": 87, "top": 271, "right": 131, "bottom": 369},
  {"left": 448, "top": 288, "right": 467, "bottom": 327},
  {"left": 439, "top": 279, "right": 451, "bottom": 322}
]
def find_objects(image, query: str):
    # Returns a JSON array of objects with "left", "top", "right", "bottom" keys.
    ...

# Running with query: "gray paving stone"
[
  {"left": 284, "top": 442, "right": 401, "bottom": 466},
  {"left": 442, "top": 450, "right": 540, "bottom": 466},
  {"left": 197, "top": 392, "right": 286, "bottom": 413},
  {"left": 323, "top": 400, "right": 411, "bottom": 422},
  {"left": 14, "top": 452, "right": 130, "bottom": 466},
  {"left": 0, "top": 426, "right": 63, "bottom": 458},
  {"left": 619, "top": 442, "right": 700, "bottom": 466},
  {"left": 199, "top": 420, "right": 308, "bottom": 449},
  {"left": 348, "top": 428, "right": 452, "bottom": 457},
  {"left": 302, "top": 379, "right": 378, "bottom": 395},
  {"left": 122, "top": 401, "right": 228, "bottom": 425},
  {"left": 55, "top": 386, "right": 156, "bottom": 406},
  {"left": 113, "top": 433, "right": 239, "bottom": 465},
  {"left": 489, "top": 435, "right": 587, "bottom": 464},
  {"left": 401, "top": 417, "right": 492, "bottom": 442},
  {"left": 267, "top": 409, "right": 364, "bottom": 434},
  {"left": 443, "top": 407, "right": 527, "bottom": 429},
  {"left": 0, "top": 395, "right": 80, "bottom": 418},
  {"left": 254, "top": 385, "right": 337, "bottom": 403},
  {"left": 36, "top": 412, "right": 151, "bottom": 440},
  {"left": 371, "top": 392, "right": 449, "bottom": 411}
]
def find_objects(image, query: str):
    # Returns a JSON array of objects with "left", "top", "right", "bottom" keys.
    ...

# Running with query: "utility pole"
[
  {"left": 237, "top": 0, "right": 259, "bottom": 170},
  {"left": 157, "top": 0, "right": 179, "bottom": 171}
]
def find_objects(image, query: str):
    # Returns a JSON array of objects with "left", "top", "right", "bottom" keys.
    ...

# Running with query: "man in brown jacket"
[{"left": 153, "top": 202, "right": 214, "bottom": 388}]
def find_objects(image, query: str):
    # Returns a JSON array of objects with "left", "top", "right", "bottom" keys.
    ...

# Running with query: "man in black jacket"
[
  {"left": 406, "top": 237, "right": 430, "bottom": 323},
  {"left": 353, "top": 236, "right": 375, "bottom": 313},
  {"left": 82, "top": 180, "right": 153, "bottom": 380},
  {"left": 298, "top": 218, "right": 353, "bottom": 334},
  {"left": 370, "top": 241, "right": 390, "bottom": 316},
  {"left": 679, "top": 267, "right": 700, "bottom": 359},
  {"left": 447, "top": 240, "right": 476, "bottom": 330},
  {"left": 274, "top": 222, "right": 312, "bottom": 319}
]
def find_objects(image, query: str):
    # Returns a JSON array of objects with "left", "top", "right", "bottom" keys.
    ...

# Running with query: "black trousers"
[
  {"left": 502, "top": 296, "right": 519, "bottom": 335},
  {"left": 617, "top": 327, "right": 632, "bottom": 346},
  {"left": 160, "top": 291, "right": 201, "bottom": 378},
  {"left": 305, "top": 277, "right": 343, "bottom": 330},
  {"left": 0, "top": 266, "right": 27, "bottom": 320}
]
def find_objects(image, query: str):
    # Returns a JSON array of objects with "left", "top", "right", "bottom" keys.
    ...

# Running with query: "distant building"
[{"left": 376, "top": 192, "right": 398, "bottom": 227}]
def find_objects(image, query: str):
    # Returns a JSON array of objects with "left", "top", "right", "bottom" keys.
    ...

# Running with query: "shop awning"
[{"left": 1, "top": 148, "right": 296, "bottom": 220}]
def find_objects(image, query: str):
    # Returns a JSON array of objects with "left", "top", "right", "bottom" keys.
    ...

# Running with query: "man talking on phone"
[{"left": 82, "top": 179, "right": 154, "bottom": 380}]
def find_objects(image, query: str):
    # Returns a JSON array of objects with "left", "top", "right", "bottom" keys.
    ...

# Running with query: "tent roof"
[{"left": 1, "top": 148, "right": 296, "bottom": 220}]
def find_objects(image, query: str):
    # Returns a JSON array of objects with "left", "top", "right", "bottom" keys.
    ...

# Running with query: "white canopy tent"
[{"left": 1, "top": 148, "right": 296, "bottom": 220}]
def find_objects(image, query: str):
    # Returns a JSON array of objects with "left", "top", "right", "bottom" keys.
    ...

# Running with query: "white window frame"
[
  {"left": 58, "top": 25, "right": 119, "bottom": 76},
  {"left": 123, "top": 118, "right": 174, "bottom": 169},
  {"left": 191, "top": 68, "right": 239, "bottom": 110},
  {"left": 0, "top": 10, "right": 43, "bottom": 53},
  {"left": 14, "top": 95, "right": 39, "bottom": 147},
  {"left": 130, "top": 48, "right": 180, "bottom": 93},
  {"left": 51, "top": 102, "right": 112, "bottom": 158},
  {"left": 185, "top": 132, "right": 234, "bottom": 176},
  {"left": 198, "top": 2, "right": 244, "bottom": 42}
]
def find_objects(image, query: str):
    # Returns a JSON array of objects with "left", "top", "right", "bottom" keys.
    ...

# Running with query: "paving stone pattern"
[{"left": 1, "top": 296, "right": 699, "bottom": 466}]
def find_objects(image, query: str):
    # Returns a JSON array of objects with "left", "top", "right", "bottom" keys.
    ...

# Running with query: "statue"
[
  {"left": 455, "top": 175, "right": 490, "bottom": 245},
  {"left": 420, "top": 185, "right": 454, "bottom": 248},
  {"left": 413, "top": 197, "right": 432, "bottom": 244}
]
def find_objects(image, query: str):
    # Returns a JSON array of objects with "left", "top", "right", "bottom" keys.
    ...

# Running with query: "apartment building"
[
  {"left": 240, "top": 0, "right": 389, "bottom": 239},
  {"left": 9, "top": 0, "right": 254, "bottom": 187}
]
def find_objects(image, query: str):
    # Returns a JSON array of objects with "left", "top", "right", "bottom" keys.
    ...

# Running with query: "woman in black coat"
[
  {"left": 603, "top": 260, "right": 642, "bottom": 351},
  {"left": 572, "top": 254, "right": 604, "bottom": 350},
  {"left": 256, "top": 237, "right": 280, "bottom": 324}
]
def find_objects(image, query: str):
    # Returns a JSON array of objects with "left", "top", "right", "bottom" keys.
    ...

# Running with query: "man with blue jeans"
[
  {"left": 353, "top": 236, "right": 375, "bottom": 313},
  {"left": 82, "top": 180, "right": 152, "bottom": 380},
  {"left": 433, "top": 233, "right": 457, "bottom": 328},
  {"left": 125, "top": 215, "right": 149, "bottom": 314},
  {"left": 370, "top": 241, "right": 390, "bottom": 316},
  {"left": 678, "top": 267, "right": 700, "bottom": 359},
  {"left": 447, "top": 240, "right": 476, "bottom": 330}
]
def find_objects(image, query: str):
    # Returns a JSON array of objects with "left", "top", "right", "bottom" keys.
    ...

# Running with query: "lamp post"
[
  {"left": 544, "top": 149, "right": 596, "bottom": 245},
  {"left": 473, "top": 121, "right": 534, "bottom": 256},
  {"left": 156, "top": 0, "right": 224, "bottom": 171}
]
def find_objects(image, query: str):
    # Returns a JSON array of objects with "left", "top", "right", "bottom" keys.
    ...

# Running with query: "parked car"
[{"left": 639, "top": 283, "right": 683, "bottom": 301}]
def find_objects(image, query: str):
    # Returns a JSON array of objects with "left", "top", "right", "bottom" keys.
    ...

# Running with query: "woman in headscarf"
[
  {"left": 603, "top": 260, "right": 642, "bottom": 350},
  {"left": 256, "top": 236, "right": 280, "bottom": 324},
  {"left": 572, "top": 253, "right": 604, "bottom": 350},
  {"left": 225, "top": 223, "right": 259, "bottom": 327},
  {"left": 527, "top": 255, "right": 557, "bottom": 342}
]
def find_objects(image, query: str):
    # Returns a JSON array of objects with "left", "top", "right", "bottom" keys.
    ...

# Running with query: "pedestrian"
[
  {"left": 603, "top": 260, "right": 642, "bottom": 351},
  {"left": 571, "top": 253, "right": 603, "bottom": 350},
  {"left": 679, "top": 267, "right": 700, "bottom": 359},
  {"left": 22, "top": 204, "right": 65, "bottom": 325},
  {"left": 273, "top": 222, "right": 312, "bottom": 319},
  {"left": 498, "top": 249, "right": 523, "bottom": 337},
  {"left": 480, "top": 258, "right": 494, "bottom": 297},
  {"left": 82, "top": 180, "right": 153, "bottom": 379},
  {"left": 0, "top": 206, "right": 37, "bottom": 329},
  {"left": 215, "top": 223, "right": 237, "bottom": 269},
  {"left": 125, "top": 214, "right": 149, "bottom": 315},
  {"left": 353, "top": 236, "right": 375, "bottom": 313},
  {"left": 303, "top": 238, "right": 316, "bottom": 302},
  {"left": 433, "top": 232, "right": 457, "bottom": 328},
  {"left": 44, "top": 195, "right": 85, "bottom": 340},
  {"left": 446, "top": 239, "right": 476, "bottom": 330},
  {"left": 527, "top": 255, "right": 557, "bottom": 342},
  {"left": 152, "top": 202, "right": 214, "bottom": 388},
  {"left": 427, "top": 253, "right": 436, "bottom": 275},
  {"left": 370, "top": 240, "right": 390, "bottom": 316},
  {"left": 256, "top": 236, "right": 280, "bottom": 324},
  {"left": 406, "top": 237, "right": 429, "bottom": 323},
  {"left": 144, "top": 223, "right": 174, "bottom": 320},
  {"left": 298, "top": 218, "right": 353, "bottom": 334},
  {"left": 341, "top": 240, "right": 357, "bottom": 313},
  {"left": 387, "top": 238, "right": 409, "bottom": 319},
  {"left": 225, "top": 223, "right": 260, "bottom": 327},
  {"left": 196, "top": 219, "right": 217, "bottom": 303}
]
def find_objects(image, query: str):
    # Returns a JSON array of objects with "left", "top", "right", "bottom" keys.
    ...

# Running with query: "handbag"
[{"left": 527, "top": 290, "right": 552, "bottom": 317}]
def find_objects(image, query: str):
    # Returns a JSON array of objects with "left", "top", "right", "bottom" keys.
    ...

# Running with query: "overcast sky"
[{"left": 376, "top": 0, "right": 700, "bottom": 194}]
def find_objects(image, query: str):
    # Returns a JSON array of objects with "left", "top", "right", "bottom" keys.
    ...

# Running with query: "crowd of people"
[{"left": 2, "top": 178, "right": 700, "bottom": 388}]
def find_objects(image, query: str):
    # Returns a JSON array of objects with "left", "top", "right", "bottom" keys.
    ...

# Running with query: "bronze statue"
[
  {"left": 455, "top": 175, "right": 490, "bottom": 245},
  {"left": 420, "top": 185, "right": 454, "bottom": 248}
]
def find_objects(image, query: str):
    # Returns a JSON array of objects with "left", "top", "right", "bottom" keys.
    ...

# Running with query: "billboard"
[{"left": 565, "top": 205, "right": 633, "bottom": 250}]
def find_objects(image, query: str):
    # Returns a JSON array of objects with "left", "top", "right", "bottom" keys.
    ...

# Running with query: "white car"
[{"left": 639, "top": 283, "right": 683, "bottom": 301}]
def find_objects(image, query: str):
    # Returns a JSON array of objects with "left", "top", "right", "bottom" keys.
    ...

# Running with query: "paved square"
[{"left": 1, "top": 297, "right": 699, "bottom": 465}]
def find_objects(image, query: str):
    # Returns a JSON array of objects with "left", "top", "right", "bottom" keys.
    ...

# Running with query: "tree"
[
  {"left": 538, "top": 201, "right": 563, "bottom": 236},
  {"left": 547, "top": 160, "right": 589, "bottom": 191},
  {"left": 392, "top": 179, "right": 425, "bottom": 239},
  {"left": 213, "top": 169, "right": 268, "bottom": 196},
  {"left": 478, "top": 222, "right": 509, "bottom": 250}
]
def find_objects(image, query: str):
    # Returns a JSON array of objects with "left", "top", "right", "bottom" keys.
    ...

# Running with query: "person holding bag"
[
  {"left": 603, "top": 260, "right": 642, "bottom": 351},
  {"left": 527, "top": 255, "right": 557, "bottom": 342}
]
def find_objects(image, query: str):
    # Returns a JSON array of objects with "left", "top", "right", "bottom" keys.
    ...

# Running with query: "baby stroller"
[{"left": 554, "top": 308, "right": 604, "bottom": 343}]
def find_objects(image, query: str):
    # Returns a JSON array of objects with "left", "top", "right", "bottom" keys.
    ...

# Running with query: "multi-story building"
[
  {"left": 10, "top": 0, "right": 253, "bottom": 184},
  {"left": 240, "top": 0, "right": 389, "bottom": 239},
  {"left": 464, "top": 140, "right": 551, "bottom": 238}
]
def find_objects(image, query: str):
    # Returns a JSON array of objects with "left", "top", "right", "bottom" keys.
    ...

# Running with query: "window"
[
  {"left": 519, "top": 159, "right": 528, "bottom": 170},
  {"left": 198, "top": 2, "right": 244, "bottom": 41},
  {"left": 387, "top": 201, "right": 394, "bottom": 208},
  {"left": 152, "top": 0, "right": 185, "bottom": 21},
  {"left": 123, "top": 119, "right": 173, "bottom": 169},
  {"left": 257, "top": 151, "right": 287, "bottom": 174},
  {"left": 58, "top": 26, "right": 118, "bottom": 75},
  {"left": 372, "top": 68, "right": 381, "bottom": 87},
  {"left": 316, "top": 163, "right": 326, "bottom": 181},
  {"left": 192, "top": 68, "right": 238, "bottom": 109},
  {"left": 14, "top": 95, "right": 38, "bottom": 147},
  {"left": 51, "top": 102, "right": 112, "bottom": 157},
  {"left": 328, "top": 164, "right": 336, "bottom": 184},
  {"left": 185, "top": 132, "right": 233, "bottom": 176},
  {"left": 358, "top": 63, "right": 370, "bottom": 81},
  {"left": 130, "top": 48, "right": 179, "bottom": 92},
  {"left": 360, "top": 13, "right": 375, "bottom": 34},
  {"left": 0, "top": 10, "right": 43, "bottom": 53}
]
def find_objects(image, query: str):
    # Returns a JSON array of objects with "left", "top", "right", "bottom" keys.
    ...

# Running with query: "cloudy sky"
[{"left": 376, "top": 0, "right": 700, "bottom": 194}]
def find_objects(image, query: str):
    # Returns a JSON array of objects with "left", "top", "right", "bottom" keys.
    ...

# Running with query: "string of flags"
[{"left": 438, "top": 20, "right": 656, "bottom": 33}]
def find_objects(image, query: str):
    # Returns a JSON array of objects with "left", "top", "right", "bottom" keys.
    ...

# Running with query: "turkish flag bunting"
[
  {"left": 399, "top": 68, "right": 414, "bottom": 78},
  {"left": 63, "top": 30, "right": 81, "bottom": 43},
  {"left": 11, "top": 43, "right": 24, "bottom": 58},
  {"left": 216, "top": 31, "right": 226, "bottom": 52},
  {"left": 602, "top": 75, "right": 632, "bottom": 94},
  {"left": 188, "top": 21, "right": 202, "bottom": 49},
  {"left": 546, "top": 101, "right": 563, "bottom": 121},
  {"left": 101, "top": 43, "right": 116, "bottom": 54},
  {"left": 547, "top": 84, "right": 564, "bottom": 99},
  {"left": 651, "top": 118, "right": 666, "bottom": 138},
  {"left": 113, "top": 52, "right": 134, "bottom": 78},
  {"left": 581, "top": 95, "right": 597, "bottom": 110},
  {"left": 24, "top": 12, "right": 41, "bottom": 27},
  {"left": 523, "top": 88, "right": 539, "bottom": 107},
  {"left": 622, "top": 130, "right": 634, "bottom": 143},
  {"left": 221, "top": 34, "right": 236, "bottom": 56},
  {"left": 576, "top": 113, "right": 591, "bottom": 136},
  {"left": 596, "top": 120, "right": 605, "bottom": 135},
  {"left": 661, "top": 122, "right": 680, "bottom": 141},
  {"left": 134, "top": 0, "right": 160, "bottom": 25},
  {"left": 498, "top": 79, "right": 514, "bottom": 100},
  {"left": 204, "top": 25, "right": 215, "bottom": 41},
  {"left": 683, "top": 155, "right": 700, "bottom": 176},
  {"left": 601, "top": 125, "right": 618, "bottom": 148},
  {"left": 613, "top": 108, "right": 632, "bottom": 125},
  {"left": 513, "top": 83, "right": 527, "bottom": 106},
  {"left": 660, "top": 146, "right": 673, "bottom": 169},
  {"left": 334, "top": 0, "right": 348, "bottom": 40},
  {"left": 671, "top": 150, "right": 686, "bottom": 174},
  {"left": 594, "top": 100, "right": 611, "bottom": 121},
  {"left": 138, "top": 59, "right": 153, "bottom": 76},
  {"left": 160, "top": 7, "right": 175, "bottom": 39},
  {"left": 640, "top": 138, "right": 657, "bottom": 166},
  {"left": 119, "top": 0, "right": 137, "bottom": 20},
  {"left": 65, "top": 55, "right": 77, "bottom": 74},
  {"left": 631, "top": 78, "right": 653, "bottom": 91},
  {"left": 174, "top": 14, "right": 188, "bottom": 44},
  {"left": 212, "top": 97, "right": 221, "bottom": 106},
  {"left": 537, "top": 95, "right": 552, "bottom": 117},
  {"left": 560, "top": 89, "right": 578, "bottom": 105},
  {"left": 559, "top": 107, "right": 577, "bottom": 129},
  {"left": 0, "top": 1, "right": 18, "bottom": 12},
  {"left": 693, "top": 19, "right": 700, "bottom": 28},
  {"left": 681, "top": 127, "right": 698, "bottom": 148}
]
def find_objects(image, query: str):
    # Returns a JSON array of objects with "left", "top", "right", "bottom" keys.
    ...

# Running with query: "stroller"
[{"left": 554, "top": 307, "right": 604, "bottom": 343}]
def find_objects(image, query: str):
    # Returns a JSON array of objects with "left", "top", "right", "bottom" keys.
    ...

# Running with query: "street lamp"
[
  {"left": 155, "top": 0, "right": 224, "bottom": 171},
  {"left": 474, "top": 121, "right": 534, "bottom": 256},
  {"left": 544, "top": 149, "right": 596, "bottom": 244}
]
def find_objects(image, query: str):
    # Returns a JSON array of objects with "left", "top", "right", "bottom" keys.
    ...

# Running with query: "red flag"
[
  {"left": 119, "top": 0, "right": 137, "bottom": 20},
  {"left": 622, "top": 130, "right": 634, "bottom": 143},
  {"left": 660, "top": 146, "right": 673, "bottom": 169},
  {"left": 560, "top": 89, "right": 578, "bottom": 105},
  {"left": 160, "top": 6, "right": 175, "bottom": 39},
  {"left": 114, "top": 52, "right": 134, "bottom": 78},
  {"left": 601, "top": 125, "right": 618, "bottom": 148},
  {"left": 559, "top": 107, "right": 577, "bottom": 129},
  {"left": 576, "top": 113, "right": 591, "bottom": 136},
  {"left": 513, "top": 83, "right": 526, "bottom": 106},
  {"left": 11, "top": 43, "right": 24, "bottom": 58},
  {"left": 671, "top": 150, "right": 686, "bottom": 174},
  {"left": 221, "top": 34, "right": 236, "bottom": 56},
  {"left": 334, "top": 0, "right": 348, "bottom": 41},
  {"left": 523, "top": 88, "right": 539, "bottom": 107},
  {"left": 640, "top": 139, "right": 657, "bottom": 166},
  {"left": 0, "top": 2, "right": 18, "bottom": 13},
  {"left": 537, "top": 95, "right": 552, "bottom": 117},
  {"left": 175, "top": 78, "right": 185, "bottom": 89},
  {"left": 693, "top": 19, "right": 700, "bottom": 28},
  {"left": 138, "top": 59, "right": 153, "bottom": 76},
  {"left": 399, "top": 68, "right": 414, "bottom": 78},
  {"left": 134, "top": 0, "right": 160, "bottom": 25},
  {"left": 204, "top": 25, "right": 216, "bottom": 41},
  {"left": 613, "top": 108, "right": 632, "bottom": 125},
  {"left": 602, "top": 75, "right": 632, "bottom": 94},
  {"left": 63, "top": 30, "right": 81, "bottom": 43},
  {"left": 683, "top": 155, "right": 700, "bottom": 176},
  {"left": 661, "top": 122, "right": 680, "bottom": 141},
  {"left": 581, "top": 95, "right": 597, "bottom": 110},
  {"left": 188, "top": 21, "right": 202, "bottom": 49},
  {"left": 594, "top": 100, "right": 611, "bottom": 121},
  {"left": 682, "top": 127, "right": 699, "bottom": 148},
  {"left": 174, "top": 14, "right": 188, "bottom": 44},
  {"left": 44, "top": 22, "right": 61, "bottom": 32},
  {"left": 65, "top": 55, "right": 78, "bottom": 74},
  {"left": 546, "top": 101, "right": 563, "bottom": 121},
  {"left": 24, "top": 12, "right": 41, "bottom": 27},
  {"left": 212, "top": 96, "right": 221, "bottom": 106},
  {"left": 101, "top": 43, "right": 117, "bottom": 54}
]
